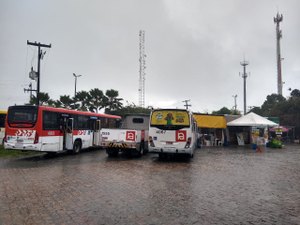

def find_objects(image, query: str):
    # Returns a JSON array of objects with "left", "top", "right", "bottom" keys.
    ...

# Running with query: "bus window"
[
  {"left": 132, "top": 118, "right": 144, "bottom": 124},
  {"left": 43, "top": 111, "right": 60, "bottom": 130},
  {"left": 77, "top": 115, "right": 89, "bottom": 130},
  {"left": 150, "top": 110, "right": 190, "bottom": 130},
  {"left": 7, "top": 106, "right": 38, "bottom": 127}
]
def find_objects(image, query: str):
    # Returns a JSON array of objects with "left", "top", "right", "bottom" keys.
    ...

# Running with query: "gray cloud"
[{"left": 0, "top": 0, "right": 299, "bottom": 113}]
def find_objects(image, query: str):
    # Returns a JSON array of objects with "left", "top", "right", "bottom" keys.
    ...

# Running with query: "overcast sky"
[{"left": 1, "top": 0, "right": 299, "bottom": 113}]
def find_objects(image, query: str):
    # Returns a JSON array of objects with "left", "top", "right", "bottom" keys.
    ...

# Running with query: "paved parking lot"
[{"left": 1, "top": 145, "right": 300, "bottom": 225}]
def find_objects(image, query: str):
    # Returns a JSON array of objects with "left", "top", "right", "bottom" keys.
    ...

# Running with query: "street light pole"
[{"left": 73, "top": 73, "right": 82, "bottom": 98}]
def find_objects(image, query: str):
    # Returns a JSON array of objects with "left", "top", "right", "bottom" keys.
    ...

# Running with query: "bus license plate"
[
  {"left": 16, "top": 143, "right": 23, "bottom": 148},
  {"left": 166, "top": 141, "right": 173, "bottom": 145}
]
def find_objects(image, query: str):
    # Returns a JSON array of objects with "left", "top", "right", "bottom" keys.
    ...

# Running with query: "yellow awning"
[
  {"left": 0, "top": 110, "right": 7, "bottom": 114},
  {"left": 193, "top": 114, "right": 227, "bottom": 128}
]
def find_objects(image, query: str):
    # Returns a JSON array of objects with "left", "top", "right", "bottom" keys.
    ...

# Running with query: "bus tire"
[
  {"left": 106, "top": 148, "right": 118, "bottom": 157},
  {"left": 46, "top": 152, "right": 57, "bottom": 157},
  {"left": 159, "top": 153, "right": 167, "bottom": 160},
  {"left": 73, "top": 140, "right": 82, "bottom": 154}
]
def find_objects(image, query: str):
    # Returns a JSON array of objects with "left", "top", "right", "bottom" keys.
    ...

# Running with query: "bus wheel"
[
  {"left": 46, "top": 152, "right": 57, "bottom": 157},
  {"left": 106, "top": 149, "right": 118, "bottom": 157},
  {"left": 73, "top": 140, "right": 82, "bottom": 154},
  {"left": 159, "top": 153, "right": 167, "bottom": 160}
]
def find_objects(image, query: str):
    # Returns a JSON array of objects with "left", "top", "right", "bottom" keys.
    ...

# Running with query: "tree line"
[
  {"left": 29, "top": 88, "right": 123, "bottom": 113},
  {"left": 28, "top": 88, "right": 151, "bottom": 117},
  {"left": 29, "top": 87, "right": 300, "bottom": 137},
  {"left": 212, "top": 89, "right": 300, "bottom": 138},
  {"left": 250, "top": 89, "right": 300, "bottom": 138}
]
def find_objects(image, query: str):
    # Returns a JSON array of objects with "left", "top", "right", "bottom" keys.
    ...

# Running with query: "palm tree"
[
  {"left": 29, "top": 92, "right": 51, "bottom": 106},
  {"left": 59, "top": 95, "right": 73, "bottom": 109},
  {"left": 105, "top": 89, "right": 123, "bottom": 113},
  {"left": 74, "top": 91, "right": 91, "bottom": 111},
  {"left": 89, "top": 88, "right": 108, "bottom": 113}
]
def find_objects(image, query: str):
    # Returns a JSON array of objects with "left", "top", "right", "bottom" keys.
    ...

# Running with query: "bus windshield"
[
  {"left": 7, "top": 106, "right": 38, "bottom": 127},
  {"left": 150, "top": 110, "right": 190, "bottom": 130}
]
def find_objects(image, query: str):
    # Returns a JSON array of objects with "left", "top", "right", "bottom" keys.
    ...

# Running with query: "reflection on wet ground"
[{"left": 1, "top": 145, "right": 300, "bottom": 225}]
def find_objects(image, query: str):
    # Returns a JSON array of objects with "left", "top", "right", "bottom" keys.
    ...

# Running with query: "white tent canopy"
[{"left": 227, "top": 112, "right": 278, "bottom": 127}]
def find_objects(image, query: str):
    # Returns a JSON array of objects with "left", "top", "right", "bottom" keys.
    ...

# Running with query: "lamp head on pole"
[{"left": 73, "top": 73, "right": 82, "bottom": 78}]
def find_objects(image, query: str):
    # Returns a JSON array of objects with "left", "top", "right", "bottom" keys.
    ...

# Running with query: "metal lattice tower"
[
  {"left": 274, "top": 12, "right": 283, "bottom": 96},
  {"left": 240, "top": 59, "right": 249, "bottom": 115},
  {"left": 139, "top": 30, "right": 146, "bottom": 107}
]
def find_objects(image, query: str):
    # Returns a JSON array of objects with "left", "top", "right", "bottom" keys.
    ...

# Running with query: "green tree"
[
  {"left": 75, "top": 91, "right": 91, "bottom": 111},
  {"left": 47, "top": 99, "right": 58, "bottom": 107},
  {"left": 104, "top": 89, "right": 123, "bottom": 113},
  {"left": 249, "top": 106, "right": 263, "bottom": 115},
  {"left": 212, "top": 107, "right": 231, "bottom": 115},
  {"left": 258, "top": 91, "right": 300, "bottom": 139},
  {"left": 109, "top": 102, "right": 151, "bottom": 117},
  {"left": 89, "top": 88, "right": 107, "bottom": 113},
  {"left": 290, "top": 89, "right": 300, "bottom": 98},
  {"left": 29, "top": 92, "right": 51, "bottom": 105},
  {"left": 59, "top": 95, "right": 73, "bottom": 109},
  {"left": 260, "top": 94, "right": 286, "bottom": 116}
]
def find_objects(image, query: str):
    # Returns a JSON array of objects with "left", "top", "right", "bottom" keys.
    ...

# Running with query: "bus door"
[
  {"left": 93, "top": 119, "right": 101, "bottom": 146},
  {"left": 65, "top": 118, "right": 74, "bottom": 150}
]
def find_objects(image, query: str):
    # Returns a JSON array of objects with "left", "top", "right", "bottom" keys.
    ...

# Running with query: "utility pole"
[
  {"left": 182, "top": 100, "right": 191, "bottom": 110},
  {"left": 27, "top": 40, "right": 51, "bottom": 105},
  {"left": 24, "top": 83, "right": 36, "bottom": 101},
  {"left": 240, "top": 59, "right": 249, "bottom": 115},
  {"left": 232, "top": 94, "right": 237, "bottom": 112},
  {"left": 139, "top": 30, "right": 146, "bottom": 108},
  {"left": 274, "top": 12, "right": 283, "bottom": 96}
]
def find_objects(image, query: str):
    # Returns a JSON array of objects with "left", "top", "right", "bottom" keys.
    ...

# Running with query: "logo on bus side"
[
  {"left": 78, "top": 130, "right": 87, "bottom": 135},
  {"left": 126, "top": 131, "right": 136, "bottom": 141},
  {"left": 176, "top": 130, "right": 186, "bottom": 142}
]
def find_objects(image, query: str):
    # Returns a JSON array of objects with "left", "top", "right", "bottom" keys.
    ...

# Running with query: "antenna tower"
[
  {"left": 274, "top": 12, "right": 283, "bottom": 96},
  {"left": 240, "top": 59, "right": 249, "bottom": 115},
  {"left": 139, "top": 30, "right": 146, "bottom": 107}
]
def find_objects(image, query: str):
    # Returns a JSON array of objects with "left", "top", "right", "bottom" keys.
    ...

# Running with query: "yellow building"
[{"left": 193, "top": 114, "right": 227, "bottom": 146}]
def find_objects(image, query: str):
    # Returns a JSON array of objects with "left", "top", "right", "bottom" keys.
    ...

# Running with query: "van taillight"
[
  {"left": 34, "top": 133, "right": 39, "bottom": 144},
  {"left": 149, "top": 136, "right": 155, "bottom": 147},
  {"left": 185, "top": 137, "right": 191, "bottom": 148}
]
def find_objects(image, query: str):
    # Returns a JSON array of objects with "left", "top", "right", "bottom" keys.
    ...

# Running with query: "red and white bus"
[
  {"left": 148, "top": 109, "right": 198, "bottom": 158},
  {"left": 4, "top": 105, "right": 121, "bottom": 153}
]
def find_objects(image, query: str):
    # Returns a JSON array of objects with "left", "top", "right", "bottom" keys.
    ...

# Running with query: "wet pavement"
[{"left": 1, "top": 145, "right": 300, "bottom": 225}]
